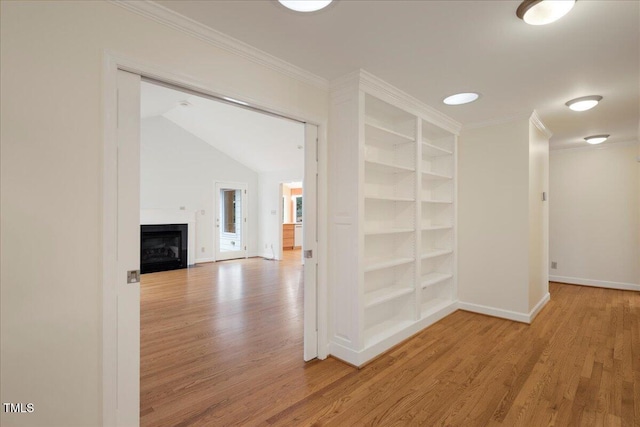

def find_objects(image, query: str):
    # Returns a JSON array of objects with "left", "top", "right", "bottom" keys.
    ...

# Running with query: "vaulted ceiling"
[
  {"left": 155, "top": 0, "right": 639, "bottom": 150},
  {"left": 141, "top": 81, "right": 305, "bottom": 173}
]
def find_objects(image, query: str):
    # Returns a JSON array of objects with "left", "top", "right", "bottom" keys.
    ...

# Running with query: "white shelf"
[
  {"left": 365, "top": 286, "right": 414, "bottom": 308},
  {"left": 422, "top": 140, "right": 453, "bottom": 157},
  {"left": 364, "top": 318, "right": 414, "bottom": 349},
  {"left": 422, "top": 199, "right": 452, "bottom": 204},
  {"left": 365, "top": 227, "right": 414, "bottom": 236},
  {"left": 329, "top": 76, "right": 458, "bottom": 367},
  {"left": 365, "top": 194, "right": 415, "bottom": 202},
  {"left": 421, "top": 225, "right": 452, "bottom": 231},
  {"left": 365, "top": 120, "right": 414, "bottom": 145},
  {"left": 364, "top": 256, "right": 414, "bottom": 273},
  {"left": 421, "top": 298, "right": 455, "bottom": 318},
  {"left": 422, "top": 170, "right": 452, "bottom": 180},
  {"left": 421, "top": 272, "right": 453, "bottom": 289},
  {"left": 365, "top": 159, "right": 415, "bottom": 174},
  {"left": 420, "top": 249, "right": 453, "bottom": 260}
]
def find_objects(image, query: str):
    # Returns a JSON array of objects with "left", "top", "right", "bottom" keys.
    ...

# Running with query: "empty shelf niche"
[
  {"left": 422, "top": 140, "right": 453, "bottom": 179},
  {"left": 421, "top": 227, "right": 453, "bottom": 259},
  {"left": 365, "top": 293, "right": 414, "bottom": 348},
  {"left": 422, "top": 203, "right": 453, "bottom": 230},
  {"left": 423, "top": 121, "right": 455, "bottom": 154},
  {"left": 365, "top": 198, "right": 415, "bottom": 234},
  {"left": 365, "top": 233, "right": 415, "bottom": 273},
  {"left": 365, "top": 93, "right": 416, "bottom": 142},
  {"left": 365, "top": 164, "right": 415, "bottom": 201},
  {"left": 365, "top": 262, "right": 415, "bottom": 308},
  {"left": 422, "top": 178, "right": 453, "bottom": 203},
  {"left": 421, "top": 276, "right": 454, "bottom": 318},
  {"left": 421, "top": 255, "right": 453, "bottom": 288},
  {"left": 365, "top": 127, "right": 415, "bottom": 172}
]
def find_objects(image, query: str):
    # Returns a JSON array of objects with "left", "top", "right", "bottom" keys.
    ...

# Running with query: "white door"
[
  {"left": 303, "top": 124, "right": 318, "bottom": 361},
  {"left": 116, "top": 70, "right": 141, "bottom": 426},
  {"left": 215, "top": 182, "right": 248, "bottom": 261}
]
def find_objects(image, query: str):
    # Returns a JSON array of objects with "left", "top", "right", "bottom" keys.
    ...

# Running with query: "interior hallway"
[{"left": 141, "top": 253, "right": 639, "bottom": 426}]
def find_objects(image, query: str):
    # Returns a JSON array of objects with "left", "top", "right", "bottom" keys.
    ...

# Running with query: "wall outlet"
[
  {"left": 551, "top": 261, "right": 557, "bottom": 269},
  {"left": 201, "top": 247, "right": 205, "bottom": 253}
]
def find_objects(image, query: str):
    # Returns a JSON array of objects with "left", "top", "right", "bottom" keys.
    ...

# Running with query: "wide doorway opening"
[{"left": 136, "top": 78, "right": 317, "bottom": 424}]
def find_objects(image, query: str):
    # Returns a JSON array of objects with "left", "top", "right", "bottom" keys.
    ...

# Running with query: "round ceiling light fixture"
[
  {"left": 565, "top": 95, "right": 602, "bottom": 111},
  {"left": 178, "top": 101, "right": 191, "bottom": 108},
  {"left": 443, "top": 92, "right": 480, "bottom": 106},
  {"left": 278, "top": 0, "right": 332, "bottom": 12},
  {"left": 516, "top": 0, "right": 576, "bottom": 25},
  {"left": 584, "top": 134, "right": 609, "bottom": 145}
]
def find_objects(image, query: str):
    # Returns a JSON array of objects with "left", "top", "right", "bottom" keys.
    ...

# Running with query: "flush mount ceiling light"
[
  {"left": 443, "top": 92, "right": 480, "bottom": 106},
  {"left": 584, "top": 134, "right": 609, "bottom": 145},
  {"left": 516, "top": 0, "right": 576, "bottom": 25},
  {"left": 565, "top": 95, "right": 602, "bottom": 111},
  {"left": 278, "top": 0, "right": 332, "bottom": 12}
]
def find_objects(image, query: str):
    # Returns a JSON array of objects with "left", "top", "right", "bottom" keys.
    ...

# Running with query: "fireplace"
[{"left": 140, "top": 224, "right": 188, "bottom": 274}]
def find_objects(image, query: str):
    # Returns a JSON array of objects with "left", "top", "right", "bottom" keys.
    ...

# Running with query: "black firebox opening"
[{"left": 141, "top": 224, "right": 188, "bottom": 274}]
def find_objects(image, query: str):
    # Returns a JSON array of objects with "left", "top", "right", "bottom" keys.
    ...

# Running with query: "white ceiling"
[
  {"left": 140, "top": 81, "right": 304, "bottom": 173},
  {"left": 155, "top": 0, "right": 639, "bottom": 150}
]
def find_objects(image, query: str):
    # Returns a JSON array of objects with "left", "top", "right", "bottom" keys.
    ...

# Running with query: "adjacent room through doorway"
[{"left": 138, "top": 79, "right": 314, "bottom": 425}]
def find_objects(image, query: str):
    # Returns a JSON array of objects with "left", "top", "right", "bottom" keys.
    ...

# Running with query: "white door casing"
[
  {"left": 115, "top": 69, "right": 141, "bottom": 427},
  {"left": 104, "top": 53, "right": 328, "bottom": 426},
  {"left": 303, "top": 124, "right": 319, "bottom": 361}
]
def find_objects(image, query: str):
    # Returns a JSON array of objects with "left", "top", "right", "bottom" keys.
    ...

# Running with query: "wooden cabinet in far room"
[{"left": 283, "top": 224, "right": 295, "bottom": 250}]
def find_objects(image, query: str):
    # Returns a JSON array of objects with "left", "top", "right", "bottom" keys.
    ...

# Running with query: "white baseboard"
[
  {"left": 529, "top": 292, "right": 550, "bottom": 322},
  {"left": 550, "top": 275, "right": 640, "bottom": 292},
  {"left": 194, "top": 257, "right": 214, "bottom": 264},
  {"left": 458, "top": 301, "right": 530, "bottom": 323},
  {"left": 459, "top": 293, "right": 550, "bottom": 324},
  {"left": 328, "top": 301, "right": 458, "bottom": 367}
]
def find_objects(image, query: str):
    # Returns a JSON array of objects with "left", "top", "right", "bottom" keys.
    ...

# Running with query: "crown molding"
[
  {"left": 330, "top": 69, "right": 462, "bottom": 135},
  {"left": 529, "top": 110, "right": 553, "bottom": 139},
  {"left": 550, "top": 139, "right": 639, "bottom": 152},
  {"left": 109, "top": 0, "right": 329, "bottom": 91},
  {"left": 360, "top": 70, "right": 462, "bottom": 135},
  {"left": 461, "top": 110, "right": 554, "bottom": 140}
]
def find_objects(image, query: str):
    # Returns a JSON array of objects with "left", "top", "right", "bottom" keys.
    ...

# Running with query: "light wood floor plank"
[{"left": 140, "top": 256, "right": 640, "bottom": 426}]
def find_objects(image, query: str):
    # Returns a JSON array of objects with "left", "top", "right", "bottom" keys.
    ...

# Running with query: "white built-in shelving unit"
[{"left": 329, "top": 70, "right": 461, "bottom": 367}]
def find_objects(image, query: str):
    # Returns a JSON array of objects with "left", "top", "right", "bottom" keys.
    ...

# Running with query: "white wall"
[
  {"left": 549, "top": 142, "right": 640, "bottom": 289},
  {"left": 458, "top": 118, "right": 531, "bottom": 316},
  {"left": 141, "top": 117, "right": 259, "bottom": 260},
  {"left": 0, "top": 2, "right": 328, "bottom": 425},
  {"left": 528, "top": 122, "right": 549, "bottom": 311},
  {"left": 259, "top": 169, "right": 304, "bottom": 259}
]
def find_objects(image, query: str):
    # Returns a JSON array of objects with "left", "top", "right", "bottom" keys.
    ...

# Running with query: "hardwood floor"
[{"left": 141, "top": 256, "right": 639, "bottom": 426}]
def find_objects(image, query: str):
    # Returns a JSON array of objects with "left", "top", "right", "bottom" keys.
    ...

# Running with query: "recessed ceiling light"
[
  {"left": 565, "top": 95, "right": 602, "bottom": 112},
  {"left": 443, "top": 92, "right": 480, "bottom": 106},
  {"left": 584, "top": 134, "right": 609, "bottom": 145},
  {"left": 516, "top": 0, "right": 576, "bottom": 25},
  {"left": 223, "top": 96, "right": 249, "bottom": 106},
  {"left": 278, "top": 0, "right": 332, "bottom": 12},
  {"left": 178, "top": 101, "right": 191, "bottom": 108}
]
